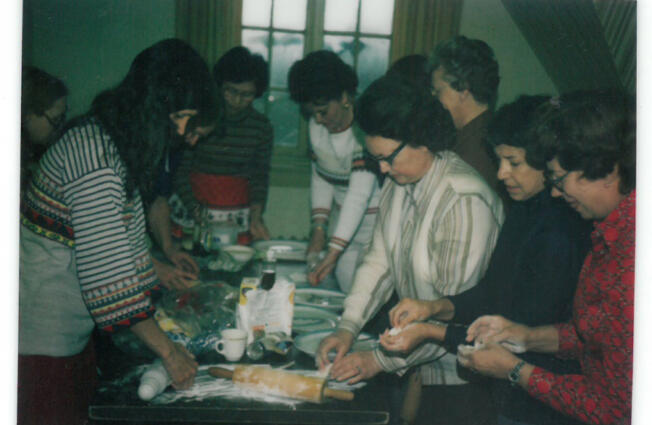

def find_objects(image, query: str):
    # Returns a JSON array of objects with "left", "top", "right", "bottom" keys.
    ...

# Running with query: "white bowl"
[{"left": 221, "top": 245, "right": 255, "bottom": 263}]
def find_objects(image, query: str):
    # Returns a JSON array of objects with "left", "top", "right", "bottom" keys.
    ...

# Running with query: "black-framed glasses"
[
  {"left": 546, "top": 170, "right": 569, "bottom": 192},
  {"left": 44, "top": 111, "right": 66, "bottom": 130},
  {"left": 371, "top": 141, "right": 408, "bottom": 166},
  {"left": 223, "top": 85, "right": 256, "bottom": 101}
]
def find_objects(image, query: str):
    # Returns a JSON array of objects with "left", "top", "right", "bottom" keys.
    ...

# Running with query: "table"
[
  {"left": 90, "top": 248, "right": 398, "bottom": 424},
  {"left": 88, "top": 348, "right": 394, "bottom": 425}
]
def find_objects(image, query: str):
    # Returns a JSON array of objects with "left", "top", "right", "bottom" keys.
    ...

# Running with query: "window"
[{"left": 242, "top": 0, "right": 395, "bottom": 186}]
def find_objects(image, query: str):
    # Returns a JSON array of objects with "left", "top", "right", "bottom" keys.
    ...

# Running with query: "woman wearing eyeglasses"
[
  {"left": 456, "top": 90, "right": 635, "bottom": 425},
  {"left": 287, "top": 50, "right": 382, "bottom": 293},
  {"left": 379, "top": 95, "right": 593, "bottom": 425},
  {"left": 20, "top": 66, "right": 68, "bottom": 190},
  {"left": 173, "top": 46, "right": 273, "bottom": 243},
  {"left": 316, "top": 75, "right": 504, "bottom": 425}
]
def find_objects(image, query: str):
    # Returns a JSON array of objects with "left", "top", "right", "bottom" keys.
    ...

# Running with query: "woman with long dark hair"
[{"left": 18, "top": 39, "right": 218, "bottom": 425}]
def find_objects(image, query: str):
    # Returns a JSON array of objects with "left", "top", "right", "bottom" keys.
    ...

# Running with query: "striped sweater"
[
  {"left": 339, "top": 151, "right": 504, "bottom": 385},
  {"left": 173, "top": 107, "right": 273, "bottom": 212},
  {"left": 20, "top": 118, "right": 158, "bottom": 332}
]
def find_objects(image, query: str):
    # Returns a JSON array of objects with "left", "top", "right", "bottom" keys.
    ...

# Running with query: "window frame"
[{"left": 241, "top": 0, "right": 394, "bottom": 187}]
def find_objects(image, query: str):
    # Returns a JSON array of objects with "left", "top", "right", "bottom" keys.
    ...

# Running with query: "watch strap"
[{"left": 508, "top": 360, "right": 526, "bottom": 387}]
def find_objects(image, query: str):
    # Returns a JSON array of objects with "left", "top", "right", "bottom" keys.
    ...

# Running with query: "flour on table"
[{"left": 153, "top": 364, "right": 364, "bottom": 406}]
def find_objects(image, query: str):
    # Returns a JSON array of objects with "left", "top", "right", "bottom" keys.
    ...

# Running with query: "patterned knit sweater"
[
  {"left": 173, "top": 106, "right": 273, "bottom": 212},
  {"left": 20, "top": 118, "right": 158, "bottom": 333}
]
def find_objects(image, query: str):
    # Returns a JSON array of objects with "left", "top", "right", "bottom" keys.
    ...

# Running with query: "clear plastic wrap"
[{"left": 112, "top": 282, "right": 239, "bottom": 358}]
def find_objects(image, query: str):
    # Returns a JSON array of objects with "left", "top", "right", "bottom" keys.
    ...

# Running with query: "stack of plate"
[
  {"left": 294, "top": 330, "right": 378, "bottom": 358},
  {"left": 292, "top": 288, "right": 346, "bottom": 334},
  {"left": 252, "top": 240, "right": 308, "bottom": 262}
]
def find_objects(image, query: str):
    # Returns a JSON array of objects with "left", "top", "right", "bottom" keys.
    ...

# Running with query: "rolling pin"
[{"left": 208, "top": 366, "right": 354, "bottom": 403}]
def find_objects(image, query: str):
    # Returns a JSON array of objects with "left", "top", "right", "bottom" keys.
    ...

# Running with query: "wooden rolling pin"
[{"left": 208, "top": 366, "right": 354, "bottom": 403}]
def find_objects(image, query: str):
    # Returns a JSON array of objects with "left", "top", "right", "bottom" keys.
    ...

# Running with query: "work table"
[{"left": 88, "top": 348, "right": 394, "bottom": 425}]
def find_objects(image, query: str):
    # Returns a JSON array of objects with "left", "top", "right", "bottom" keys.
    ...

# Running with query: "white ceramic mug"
[{"left": 215, "top": 329, "right": 247, "bottom": 362}]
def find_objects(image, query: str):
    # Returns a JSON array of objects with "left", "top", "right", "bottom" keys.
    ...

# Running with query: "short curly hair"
[
  {"left": 486, "top": 95, "right": 550, "bottom": 170},
  {"left": 213, "top": 46, "right": 269, "bottom": 97},
  {"left": 527, "top": 90, "right": 635, "bottom": 194},
  {"left": 386, "top": 54, "right": 430, "bottom": 91},
  {"left": 356, "top": 75, "right": 456, "bottom": 155},
  {"left": 287, "top": 50, "right": 358, "bottom": 104},
  {"left": 428, "top": 36, "right": 499, "bottom": 106}
]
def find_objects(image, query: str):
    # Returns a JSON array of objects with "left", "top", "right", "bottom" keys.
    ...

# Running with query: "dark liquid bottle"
[{"left": 260, "top": 251, "right": 276, "bottom": 290}]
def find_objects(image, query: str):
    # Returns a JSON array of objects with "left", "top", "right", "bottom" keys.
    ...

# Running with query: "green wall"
[
  {"left": 24, "top": 0, "right": 176, "bottom": 118},
  {"left": 23, "top": 0, "right": 557, "bottom": 240},
  {"left": 459, "top": 0, "right": 558, "bottom": 105}
]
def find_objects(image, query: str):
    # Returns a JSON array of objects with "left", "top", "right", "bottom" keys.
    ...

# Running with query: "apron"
[{"left": 190, "top": 173, "right": 252, "bottom": 245}]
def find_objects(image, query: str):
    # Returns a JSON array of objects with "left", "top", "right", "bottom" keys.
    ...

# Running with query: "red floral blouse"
[{"left": 528, "top": 190, "right": 635, "bottom": 425}]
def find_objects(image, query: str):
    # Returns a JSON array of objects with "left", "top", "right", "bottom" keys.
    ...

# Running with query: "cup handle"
[{"left": 215, "top": 339, "right": 225, "bottom": 355}]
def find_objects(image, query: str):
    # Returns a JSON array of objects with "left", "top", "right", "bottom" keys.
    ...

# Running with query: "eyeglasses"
[
  {"left": 546, "top": 170, "right": 569, "bottom": 192},
  {"left": 223, "top": 85, "right": 256, "bottom": 101},
  {"left": 44, "top": 111, "right": 66, "bottom": 130},
  {"left": 370, "top": 141, "right": 408, "bottom": 166}
]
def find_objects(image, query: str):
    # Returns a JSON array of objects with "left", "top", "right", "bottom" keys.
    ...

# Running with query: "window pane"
[
  {"left": 324, "top": 0, "right": 359, "bottom": 32},
  {"left": 267, "top": 90, "right": 300, "bottom": 147},
  {"left": 243, "top": 0, "right": 272, "bottom": 27},
  {"left": 242, "top": 29, "right": 270, "bottom": 60},
  {"left": 271, "top": 32, "right": 304, "bottom": 88},
  {"left": 273, "top": 0, "right": 307, "bottom": 30},
  {"left": 323, "top": 35, "right": 355, "bottom": 67},
  {"left": 357, "top": 37, "right": 390, "bottom": 92},
  {"left": 360, "top": 0, "right": 394, "bottom": 35}
]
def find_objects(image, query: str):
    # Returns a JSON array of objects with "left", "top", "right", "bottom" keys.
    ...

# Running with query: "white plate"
[
  {"left": 221, "top": 245, "right": 255, "bottom": 263},
  {"left": 294, "top": 288, "right": 346, "bottom": 311},
  {"left": 294, "top": 330, "right": 378, "bottom": 358},
  {"left": 292, "top": 306, "right": 339, "bottom": 334},
  {"left": 252, "top": 240, "right": 308, "bottom": 261}
]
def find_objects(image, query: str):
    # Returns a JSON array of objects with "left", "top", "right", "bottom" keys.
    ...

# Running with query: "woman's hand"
[
  {"left": 308, "top": 249, "right": 340, "bottom": 285},
  {"left": 165, "top": 246, "right": 199, "bottom": 276},
  {"left": 307, "top": 227, "right": 326, "bottom": 255},
  {"left": 250, "top": 217, "right": 271, "bottom": 241},
  {"left": 151, "top": 257, "right": 198, "bottom": 291},
  {"left": 160, "top": 343, "right": 199, "bottom": 390},
  {"left": 389, "top": 299, "right": 436, "bottom": 328},
  {"left": 457, "top": 342, "right": 523, "bottom": 381},
  {"left": 466, "top": 315, "right": 529, "bottom": 353},
  {"left": 330, "top": 351, "right": 383, "bottom": 385},
  {"left": 316, "top": 329, "right": 354, "bottom": 371},
  {"left": 379, "top": 322, "right": 431, "bottom": 353}
]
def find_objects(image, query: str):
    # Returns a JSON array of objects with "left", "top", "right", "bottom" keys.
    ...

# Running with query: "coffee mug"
[{"left": 215, "top": 329, "right": 247, "bottom": 362}]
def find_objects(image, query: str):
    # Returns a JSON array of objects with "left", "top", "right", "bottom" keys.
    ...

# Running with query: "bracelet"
[{"left": 311, "top": 221, "right": 328, "bottom": 233}]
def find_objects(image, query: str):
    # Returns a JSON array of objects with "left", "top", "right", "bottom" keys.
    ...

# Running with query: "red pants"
[{"left": 17, "top": 339, "right": 97, "bottom": 425}]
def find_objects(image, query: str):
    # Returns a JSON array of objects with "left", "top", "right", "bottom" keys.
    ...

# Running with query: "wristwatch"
[{"left": 508, "top": 360, "right": 526, "bottom": 387}]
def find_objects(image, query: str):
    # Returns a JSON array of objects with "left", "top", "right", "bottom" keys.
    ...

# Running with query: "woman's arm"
[
  {"left": 329, "top": 169, "right": 377, "bottom": 249},
  {"left": 130, "top": 318, "right": 198, "bottom": 389}
]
